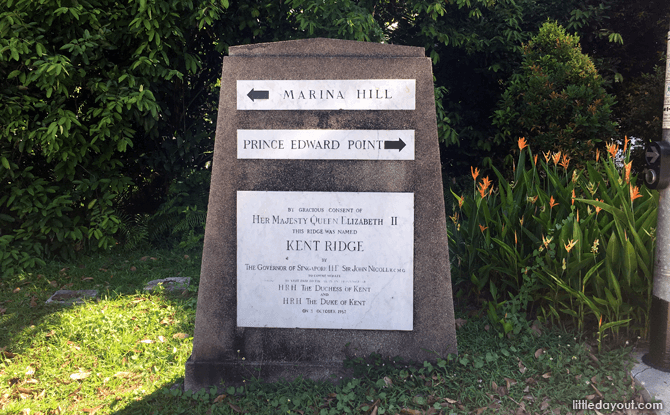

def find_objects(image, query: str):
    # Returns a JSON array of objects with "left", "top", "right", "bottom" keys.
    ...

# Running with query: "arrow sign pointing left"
[
  {"left": 384, "top": 138, "right": 406, "bottom": 152},
  {"left": 247, "top": 89, "right": 269, "bottom": 102}
]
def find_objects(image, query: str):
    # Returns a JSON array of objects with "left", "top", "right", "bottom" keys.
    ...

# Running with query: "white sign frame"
[
  {"left": 237, "top": 80, "right": 416, "bottom": 110},
  {"left": 237, "top": 130, "right": 415, "bottom": 160},
  {"left": 237, "top": 191, "right": 414, "bottom": 330}
]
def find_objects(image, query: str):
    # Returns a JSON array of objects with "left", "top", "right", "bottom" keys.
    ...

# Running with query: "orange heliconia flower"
[
  {"left": 552, "top": 152, "right": 561, "bottom": 166},
  {"left": 606, "top": 142, "right": 619, "bottom": 159},
  {"left": 595, "top": 149, "right": 600, "bottom": 163},
  {"left": 543, "top": 151, "right": 551, "bottom": 163},
  {"left": 564, "top": 239, "right": 577, "bottom": 253},
  {"left": 481, "top": 176, "right": 492, "bottom": 190},
  {"left": 478, "top": 183, "right": 488, "bottom": 198},
  {"left": 624, "top": 161, "right": 632, "bottom": 184},
  {"left": 630, "top": 185, "right": 642, "bottom": 202},
  {"left": 457, "top": 195, "right": 464, "bottom": 209},
  {"left": 514, "top": 230, "right": 518, "bottom": 245},
  {"left": 518, "top": 137, "right": 528, "bottom": 151},
  {"left": 595, "top": 199, "right": 603, "bottom": 215},
  {"left": 623, "top": 135, "right": 629, "bottom": 153},
  {"left": 479, "top": 224, "right": 488, "bottom": 233},
  {"left": 542, "top": 234, "right": 553, "bottom": 248},
  {"left": 549, "top": 195, "right": 558, "bottom": 210},
  {"left": 471, "top": 166, "right": 480, "bottom": 181},
  {"left": 560, "top": 154, "right": 570, "bottom": 169},
  {"left": 519, "top": 217, "right": 524, "bottom": 226},
  {"left": 534, "top": 154, "right": 538, "bottom": 166},
  {"left": 576, "top": 209, "right": 580, "bottom": 222},
  {"left": 571, "top": 189, "right": 575, "bottom": 205}
]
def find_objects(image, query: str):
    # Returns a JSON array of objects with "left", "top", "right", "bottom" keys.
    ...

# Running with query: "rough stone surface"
[
  {"left": 185, "top": 38, "right": 457, "bottom": 391},
  {"left": 144, "top": 277, "right": 191, "bottom": 292},
  {"left": 45, "top": 290, "right": 98, "bottom": 305}
]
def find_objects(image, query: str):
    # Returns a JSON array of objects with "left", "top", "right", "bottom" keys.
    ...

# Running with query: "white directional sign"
[
  {"left": 237, "top": 130, "right": 415, "bottom": 160},
  {"left": 237, "top": 80, "right": 415, "bottom": 110},
  {"left": 237, "top": 191, "right": 414, "bottom": 330}
]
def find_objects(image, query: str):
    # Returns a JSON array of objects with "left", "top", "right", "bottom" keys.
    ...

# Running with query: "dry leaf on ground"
[
  {"left": 228, "top": 403, "right": 245, "bottom": 413},
  {"left": 530, "top": 321, "right": 542, "bottom": 336},
  {"left": 454, "top": 318, "right": 467, "bottom": 329},
  {"left": 1, "top": 349, "right": 16, "bottom": 358},
  {"left": 70, "top": 371, "right": 91, "bottom": 380},
  {"left": 534, "top": 348, "right": 544, "bottom": 359},
  {"left": 518, "top": 359, "right": 527, "bottom": 374},
  {"left": 173, "top": 333, "right": 188, "bottom": 339},
  {"left": 504, "top": 377, "right": 517, "bottom": 388}
]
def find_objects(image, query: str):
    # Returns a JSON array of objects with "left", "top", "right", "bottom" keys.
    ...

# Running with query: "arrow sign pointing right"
[
  {"left": 384, "top": 138, "right": 406, "bottom": 152},
  {"left": 247, "top": 89, "right": 269, "bottom": 102},
  {"left": 646, "top": 144, "right": 660, "bottom": 165}
]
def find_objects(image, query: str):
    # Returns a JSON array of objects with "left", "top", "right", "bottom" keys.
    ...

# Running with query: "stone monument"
[{"left": 185, "top": 38, "right": 457, "bottom": 391}]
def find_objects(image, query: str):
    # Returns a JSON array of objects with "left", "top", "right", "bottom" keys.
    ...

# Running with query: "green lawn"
[{"left": 0, "top": 249, "right": 653, "bottom": 414}]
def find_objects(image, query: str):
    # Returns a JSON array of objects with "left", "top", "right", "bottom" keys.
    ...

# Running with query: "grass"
[{"left": 0, "top": 249, "right": 656, "bottom": 414}]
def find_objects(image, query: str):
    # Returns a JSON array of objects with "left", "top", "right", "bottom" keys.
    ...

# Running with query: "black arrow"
[
  {"left": 384, "top": 138, "right": 406, "bottom": 152},
  {"left": 646, "top": 145, "right": 660, "bottom": 165},
  {"left": 247, "top": 89, "right": 269, "bottom": 102}
]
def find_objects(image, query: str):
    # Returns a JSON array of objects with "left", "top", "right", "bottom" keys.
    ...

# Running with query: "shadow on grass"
[{"left": 0, "top": 250, "right": 201, "bottom": 352}]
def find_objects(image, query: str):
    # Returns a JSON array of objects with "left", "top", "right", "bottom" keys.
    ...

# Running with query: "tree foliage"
[
  {"left": 0, "top": 0, "right": 233, "bottom": 274},
  {"left": 493, "top": 21, "right": 616, "bottom": 164},
  {"left": 0, "top": 0, "right": 666, "bottom": 275}
]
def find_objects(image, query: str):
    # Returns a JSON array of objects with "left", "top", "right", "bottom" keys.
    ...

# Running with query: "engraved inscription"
[{"left": 237, "top": 191, "right": 414, "bottom": 330}]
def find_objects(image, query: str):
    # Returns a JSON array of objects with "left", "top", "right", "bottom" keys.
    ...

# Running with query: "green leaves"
[
  {"left": 449, "top": 137, "right": 657, "bottom": 342},
  {"left": 493, "top": 21, "right": 616, "bottom": 165}
]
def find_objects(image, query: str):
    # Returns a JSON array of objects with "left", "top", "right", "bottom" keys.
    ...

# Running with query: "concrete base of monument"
[{"left": 184, "top": 357, "right": 355, "bottom": 390}]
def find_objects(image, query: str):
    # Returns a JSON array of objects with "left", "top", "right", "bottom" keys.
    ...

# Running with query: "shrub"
[
  {"left": 493, "top": 21, "right": 616, "bottom": 165},
  {"left": 0, "top": 0, "right": 229, "bottom": 275},
  {"left": 449, "top": 137, "right": 657, "bottom": 347}
]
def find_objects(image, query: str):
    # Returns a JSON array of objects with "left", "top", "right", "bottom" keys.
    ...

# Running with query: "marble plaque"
[
  {"left": 237, "top": 191, "right": 414, "bottom": 330},
  {"left": 237, "top": 80, "right": 415, "bottom": 110},
  {"left": 237, "top": 130, "right": 415, "bottom": 160}
]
